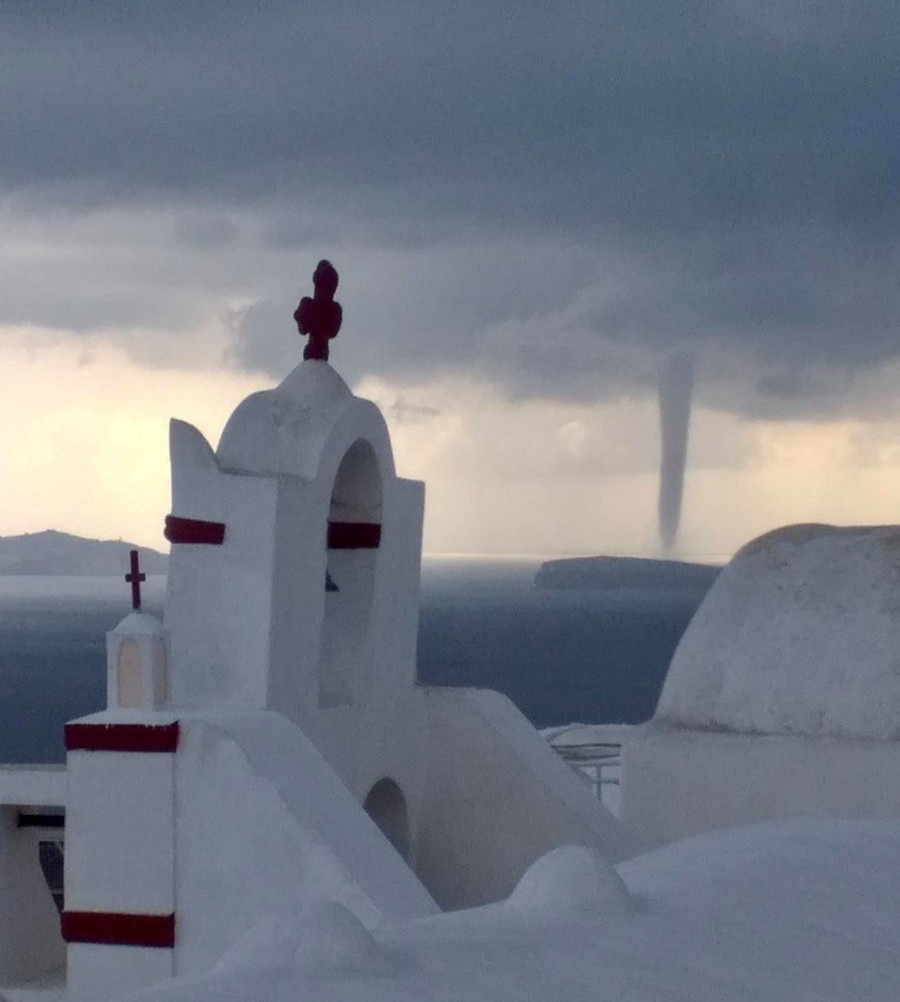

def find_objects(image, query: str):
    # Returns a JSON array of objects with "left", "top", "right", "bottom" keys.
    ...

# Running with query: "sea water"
[{"left": 0, "top": 559, "right": 708, "bottom": 763}]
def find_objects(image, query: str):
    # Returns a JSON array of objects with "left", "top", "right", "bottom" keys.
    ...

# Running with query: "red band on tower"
[
  {"left": 62, "top": 911, "right": 175, "bottom": 948},
  {"left": 65, "top": 722, "right": 179, "bottom": 754},
  {"left": 327, "top": 522, "right": 382, "bottom": 549},
  {"left": 164, "top": 515, "right": 226, "bottom": 545}
]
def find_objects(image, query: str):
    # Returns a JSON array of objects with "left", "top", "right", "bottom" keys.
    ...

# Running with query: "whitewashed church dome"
[
  {"left": 216, "top": 360, "right": 391, "bottom": 480},
  {"left": 656, "top": 524, "right": 900, "bottom": 739}
]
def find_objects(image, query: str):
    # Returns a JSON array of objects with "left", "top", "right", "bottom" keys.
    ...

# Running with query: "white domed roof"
[
  {"left": 657, "top": 524, "right": 900, "bottom": 739},
  {"left": 509, "top": 846, "right": 633, "bottom": 915},
  {"left": 216, "top": 360, "right": 355, "bottom": 478}
]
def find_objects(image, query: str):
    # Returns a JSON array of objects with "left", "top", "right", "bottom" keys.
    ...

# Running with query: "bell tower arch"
[{"left": 318, "top": 439, "right": 384, "bottom": 708}]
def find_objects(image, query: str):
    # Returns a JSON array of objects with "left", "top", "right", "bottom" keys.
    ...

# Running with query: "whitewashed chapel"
[{"left": 0, "top": 264, "right": 626, "bottom": 1001}]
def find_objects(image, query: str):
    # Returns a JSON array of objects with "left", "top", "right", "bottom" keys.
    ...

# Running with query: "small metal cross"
[{"left": 125, "top": 549, "right": 146, "bottom": 610}]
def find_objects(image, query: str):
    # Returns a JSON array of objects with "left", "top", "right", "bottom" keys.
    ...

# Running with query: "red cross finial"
[
  {"left": 293, "top": 260, "right": 342, "bottom": 361},
  {"left": 125, "top": 549, "right": 145, "bottom": 610}
]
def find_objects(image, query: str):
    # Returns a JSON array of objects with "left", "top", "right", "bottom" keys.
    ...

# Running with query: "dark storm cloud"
[{"left": 3, "top": 0, "right": 900, "bottom": 415}]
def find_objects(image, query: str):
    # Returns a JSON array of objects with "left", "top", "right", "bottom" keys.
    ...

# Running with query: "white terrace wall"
[
  {"left": 417, "top": 688, "right": 631, "bottom": 909},
  {"left": 624, "top": 727, "right": 900, "bottom": 849}
]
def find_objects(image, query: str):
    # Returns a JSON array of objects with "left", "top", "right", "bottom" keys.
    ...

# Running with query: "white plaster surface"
[
  {"left": 0, "top": 767, "right": 65, "bottom": 806},
  {"left": 1, "top": 965, "right": 65, "bottom": 1002},
  {"left": 115, "top": 819, "right": 900, "bottom": 1002},
  {"left": 416, "top": 688, "right": 630, "bottom": 909},
  {"left": 212, "top": 900, "right": 394, "bottom": 980},
  {"left": 173, "top": 711, "right": 438, "bottom": 976},
  {"left": 65, "top": 742, "right": 174, "bottom": 914},
  {"left": 624, "top": 724, "right": 900, "bottom": 848},
  {"left": 109, "top": 613, "right": 170, "bottom": 638},
  {"left": 164, "top": 422, "right": 280, "bottom": 710},
  {"left": 68, "top": 944, "right": 172, "bottom": 1002},
  {"left": 507, "top": 845, "right": 633, "bottom": 915},
  {"left": 216, "top": 362, "right": 392, "bottom": 482},
  {"left": 657, "top": 523, "right": 900, "bottom": 737}
]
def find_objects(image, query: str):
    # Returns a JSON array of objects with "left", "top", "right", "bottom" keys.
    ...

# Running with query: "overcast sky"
[{"left": 2, "top": 1, "right": 900, "bottom": 557}]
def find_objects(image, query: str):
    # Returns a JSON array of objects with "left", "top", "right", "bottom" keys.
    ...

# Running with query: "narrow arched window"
[{"left": 116, "top": 640, "right": 143, "bottom": 708}]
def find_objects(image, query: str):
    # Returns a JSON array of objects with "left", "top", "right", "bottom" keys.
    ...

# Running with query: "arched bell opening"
[
  {"left": 317, "top": 439, "right": 383, "bottom": 709},
  {"left": 363, "top": 778, "right": 411, "bottom": 863}
]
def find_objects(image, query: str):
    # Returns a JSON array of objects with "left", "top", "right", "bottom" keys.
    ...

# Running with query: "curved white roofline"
[
  {"left": 216, "top": 360, "right": 395, "bottom": 484},
  {"left": 656, "top": 522, "right": 900, "bottom": 739}
]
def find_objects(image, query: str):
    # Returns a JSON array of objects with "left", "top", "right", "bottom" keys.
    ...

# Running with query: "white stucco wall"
[
  {"left": 0, "top": 767, "right": 65, "bottom": 807},
  {"left": 623, "top": 523, "right": 900, "bottom": 849},
  {"left": 416, "top": 688, "right": 631, "bottom": 909},
  {"left": 66, "top": 748, "right": 175, "bottom": 916},
  {"left": 67, "top": 945, "right": 172, "bottom": 1002},
  {"left": 164, "top": 418, "right": 282, "bottom": 709},
  {"left": 623, "top": 725, "right": 900, "bottom": 849},
  {"left": 65, "top": 711, "right": 178, "bottom": 1002},
  {"left": 173, "top": 710, "right": 438, "bottom": 977}
]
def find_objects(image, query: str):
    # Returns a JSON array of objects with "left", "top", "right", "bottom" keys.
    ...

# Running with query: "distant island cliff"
[
  {"left": 534, "top": 555, "right": 721, "bottom": 591},
  {"left": 0, "top": 530, "right": 168, "bottom": 576}
]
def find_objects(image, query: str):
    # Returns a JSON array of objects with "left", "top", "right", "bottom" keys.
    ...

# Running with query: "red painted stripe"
[
  {"left": 62, "top": 911, "right": 175, "bottom": 948},
  {"left": 65, "top": 722, "right": 179, "bottom": 754},
  {"left": 164, "top": 514, "right": 226, "bottom": 545},
  {"left": 327, "top": 521, "right": 382, "bottom": 549}
]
